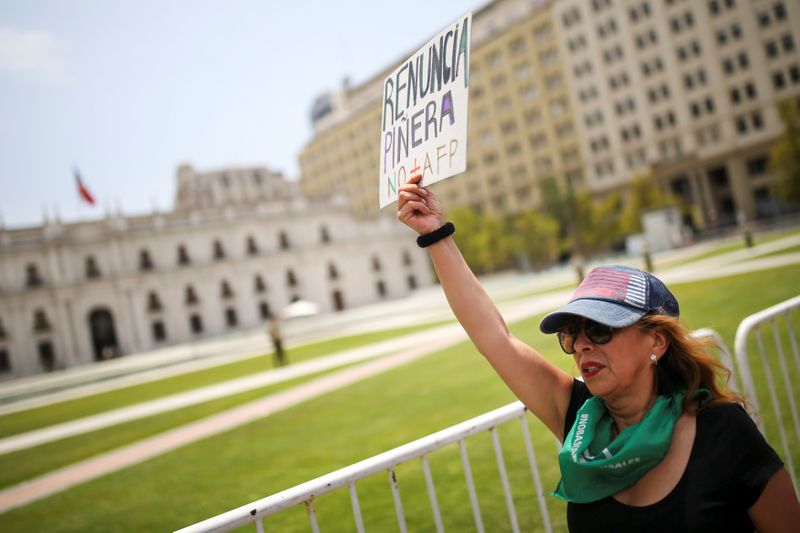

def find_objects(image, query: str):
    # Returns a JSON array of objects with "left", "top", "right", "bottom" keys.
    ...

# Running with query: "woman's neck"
[{"left": 605, "top": 387, "right": 658, "bottom": 433}]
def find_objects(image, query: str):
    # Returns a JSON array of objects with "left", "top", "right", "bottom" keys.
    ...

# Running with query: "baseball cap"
[{"left": 539, "top": 265, "right": 679, "bottom": 333}]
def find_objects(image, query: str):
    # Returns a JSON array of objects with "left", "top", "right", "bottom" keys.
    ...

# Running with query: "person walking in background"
[
  {"left": 267, "top": 312, "right": 287, "bottom": 367},
  {"left": 397, "top": 173, "right": 799, "bottom": 532}
]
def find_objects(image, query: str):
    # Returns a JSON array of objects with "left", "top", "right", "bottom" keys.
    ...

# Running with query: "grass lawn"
[
  {"left": 0, "top": 264, "right": 797, "bottom": 532},
  {"left": 0, "top": 320, "right": 454, "bottom": 439},
  {"left": 654, "top": 225, "right": 800, "bottom": 270}
]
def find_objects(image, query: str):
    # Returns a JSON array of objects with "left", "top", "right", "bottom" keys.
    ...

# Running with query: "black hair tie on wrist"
[{"left": 417, "top": 222, "right": 455, "bottom": 248}]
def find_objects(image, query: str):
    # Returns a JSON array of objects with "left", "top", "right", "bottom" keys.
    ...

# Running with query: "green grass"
[
  {"left": 655, "top": 226, "right": 800, "bottom": 270},
  {"left": 757, "top": 244, "right": 800, "bottom": 258},
  {"left": 0, "top": 320, "right": 453, "bottom": 439},
  {"left": 0, "top": 361, "right": 369, "bottom": 490},
  {"left": 0, "top": 264, "right": 797, "bottom": 532}
]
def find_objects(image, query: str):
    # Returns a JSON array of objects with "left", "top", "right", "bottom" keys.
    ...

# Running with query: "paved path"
[{"left": 0, "top": 235, "right": 798, "bottom": 513}]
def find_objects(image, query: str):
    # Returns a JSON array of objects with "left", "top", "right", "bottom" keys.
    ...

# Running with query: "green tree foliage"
[
  {"left": 512, "top": 210, "right": 560, "bottom": 268},
  {"left": 619, "top": 173, "right": 679, "bottom": 235},
  {"left": 570, "top": 190, "right": 624, "bottom": 252},
  {"left": 449, "top": 207, "right": 560, "bottom": 274},
  {"left": 770, "top": 98, "right": 800, "bottom": 205}
]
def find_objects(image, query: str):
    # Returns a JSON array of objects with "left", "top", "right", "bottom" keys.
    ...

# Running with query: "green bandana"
[{"left": 553, "top": 391, "right": 689, "bottom": 504}]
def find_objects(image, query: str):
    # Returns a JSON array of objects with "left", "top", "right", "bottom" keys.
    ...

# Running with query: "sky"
[{"left": 0, "top": 0, "right": 487, "bottom": 228}]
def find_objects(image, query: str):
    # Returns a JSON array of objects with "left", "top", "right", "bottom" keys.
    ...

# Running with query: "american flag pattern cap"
[{"left": 539, "top": 265, "right": 679, "bottom": 333}]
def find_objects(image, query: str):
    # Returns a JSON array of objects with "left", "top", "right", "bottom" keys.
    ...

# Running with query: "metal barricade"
[
  {"left": 176, "top": 329, "right": 738, "bottom": 533},
  {"left": 176, "top": 402, "right": 552, "bottom": 533},
  {"left": 734, "top": 295, "right": 800, "bottom": 492}
]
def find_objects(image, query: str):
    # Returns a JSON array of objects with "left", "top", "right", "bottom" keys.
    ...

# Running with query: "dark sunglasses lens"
[
  {"left": 558, "top": 331, "right": 575, "bottom": 354},
  {"left": 585, "top": 320, "right": 613, "bottom": 344}
]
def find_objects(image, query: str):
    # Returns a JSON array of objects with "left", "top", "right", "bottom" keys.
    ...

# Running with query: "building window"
[
  {"left": 254, "top": 275, "right": 266, "bottom": 293},
  {"left": 189, "top": 314, "right": 204, "bottom": 334},
  {"left": 320, "top": 225, "right": 331, "bottom": 244},
  {"left": 402, "top": 250, "right": 413, "bottom": 266},
  {"left": 38, "top": 341, "right": 55, "bottom": 372},
  {"left": 139, "top": 249, "right": 154, "bottom": 271},
  {"left": 246, "top": 236, "right": 259, "bottom": 256},
  {"left": 152, "top": 321, "right": 167, "bottom": 342},
  {"left": 371, "top": 256, "right": 382, "bottom": 272},
  {"left": 259, "top": 302, "right": 270, "bottom": 320},
  {"left": 147, "top": 291, "right": 162, "bottom": 312},
  {"left": 177, "top": 245, "right": 191, "bottom": 266},
  {"left": 328, "top": 263, "right": 339, "bottom": 280},
  {"left": 0, "top": 349, "right": 9, "bottom": 372},
  {"left": 185, "top": 285, "right": 199, "bottom": 305},
  {"left": 225, "top": 308, "right": 238, "bottom": 328},
  {"left": 221, "top": 280, "right": 234, "bottom": 299},
  {"left": 85, "top": 256, "right": 101, "bottom": 279},
  {"left": 33, "top": 309, "right": 51, "bottom": 332},
  {"left": 213, "top": 240, "right": 226, "bottom": 260},
  {"left": 25, "top": 264, "right": 43, "bottom": 288},
  {"left": 279, "top": 231, "right": 290, "bottom": 250},
  {"left": 747, "top": 156, "right": 769, "bottom": 176},
  {"left": 0, "top": 317, "right": 6, "bottom": 340},
  {"left": 376, "top": 280, "right": 387, "bottom": 298},
  {"left": 286, "top": 269, "right": 298, "bottom": 287}
]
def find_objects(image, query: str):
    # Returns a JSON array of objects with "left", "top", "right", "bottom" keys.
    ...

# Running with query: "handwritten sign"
[{"left": 379, "top": 13, "right": 472, "bottom": 208}]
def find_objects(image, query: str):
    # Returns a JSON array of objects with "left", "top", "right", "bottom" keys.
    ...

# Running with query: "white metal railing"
[
  {"left": 175, "top": 328, "right": 750, "bottom": 533},
  {"left": 734, "top": 294, "right": 800, "bottom": 492},
  {"left": 175, "top": 401, "right": 552, "bottom": 533}
]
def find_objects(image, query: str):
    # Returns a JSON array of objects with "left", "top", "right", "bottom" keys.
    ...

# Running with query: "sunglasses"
[{"left": 556, "top": 318, "right": 615, "bottom": 354}]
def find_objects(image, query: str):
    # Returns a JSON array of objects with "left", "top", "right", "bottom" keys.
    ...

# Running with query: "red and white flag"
[{"left": 74, "top": 169, "right": 96, "bottom": 206}]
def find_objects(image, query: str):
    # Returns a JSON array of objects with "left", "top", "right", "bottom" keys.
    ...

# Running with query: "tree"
[
  {"left": 770, "top": 98, "right": 800, "bottom": 206},
  {"left": 512, "top": 210, "right": 560, "bottom": 269},
  {"left": 619, "top": 173, "right": 679, "bottom": 236}
]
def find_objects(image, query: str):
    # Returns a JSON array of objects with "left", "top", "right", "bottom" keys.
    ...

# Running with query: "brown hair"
[{"left": 637, "top": 314, "right": 743, "bottom": 413}]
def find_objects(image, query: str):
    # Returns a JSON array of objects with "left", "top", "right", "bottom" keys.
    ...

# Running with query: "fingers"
[
  {"left": 399, "top": 173, "right": 427, "bottom": 196},
  {"left": 397, "top": 199, "right": 430, "bottom": 221}
]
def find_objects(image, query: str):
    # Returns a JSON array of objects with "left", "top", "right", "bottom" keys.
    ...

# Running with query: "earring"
[{"left": 650, "top": 354, "right": 658, "bottom": 364}]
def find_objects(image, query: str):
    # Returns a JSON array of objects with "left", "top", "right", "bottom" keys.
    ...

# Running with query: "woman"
[{"left": 397, "top": 174, "right": 799, "bottom": 531}]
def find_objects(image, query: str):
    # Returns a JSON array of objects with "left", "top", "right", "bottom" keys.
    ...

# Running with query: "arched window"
[
  {"left": 213, "top": 240, "right": 226, "bottom": 260},
  {"left": 246, "top": 235, "right": 259, "bottom": 256},
  {"left": 33, "top": 309, "right": 51, "bottom": 332},
  {"left": 177, "top": 245, "right": 191, "bottom": 266},
  {"left": 185, "top": 285, "right": 199, "bottom": 305},
  {"left": 139, "top": 249, "right": 154, "bottom": 271},
  {"left": 225, "top": 308, "right": 238, "bottom": 327},
  {"left": 85, "top": 256, "right": 101, "bottom": 279},
  {"left": 26, "top": 264, "right": 43, "bottom": 288},
  {"left": 221, "top": 280, "right": 234, "bottom": 299},
  {"left": 279, "top": 231, "right": 290, "bottom": 250},
  {"left": 147, "top": 291, "right": 162, "bottom": 312}
]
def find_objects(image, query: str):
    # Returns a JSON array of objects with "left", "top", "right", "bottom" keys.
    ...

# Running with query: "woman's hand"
[{"left": 397, "top": 173, "right": 445, "bottom": 235}]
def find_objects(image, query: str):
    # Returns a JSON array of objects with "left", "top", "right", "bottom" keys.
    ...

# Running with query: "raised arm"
[{"left": 397, "top": 174, "right": 574, "bottom": 439}]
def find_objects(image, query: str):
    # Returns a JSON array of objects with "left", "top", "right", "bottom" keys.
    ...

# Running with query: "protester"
[
  {"left": 397, "top": 173, "right": 799, "bottom": 531},
  {"left": 267, "top": 312, "right": 286, "bottom": 367}
]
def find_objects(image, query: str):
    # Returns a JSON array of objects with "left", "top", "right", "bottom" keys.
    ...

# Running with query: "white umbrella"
[{"left": 280, "top": 299, "right": 321, "bottom": 319}]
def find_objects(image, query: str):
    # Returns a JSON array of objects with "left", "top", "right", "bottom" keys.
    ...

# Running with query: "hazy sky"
[{"left": 0, "top": 0, "right": 487, "bottom": 228}]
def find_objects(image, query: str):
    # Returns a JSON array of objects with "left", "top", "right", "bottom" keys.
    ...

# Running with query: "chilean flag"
[{"left": 74, "top": 169, "right": 96, "bottom": 206}]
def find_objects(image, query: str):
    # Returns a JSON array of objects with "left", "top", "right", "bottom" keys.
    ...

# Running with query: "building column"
[{"left": 727, "top": 157, "right": 755, "bottom": 223}]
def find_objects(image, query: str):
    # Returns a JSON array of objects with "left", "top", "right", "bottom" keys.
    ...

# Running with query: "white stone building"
[{"left": 0, "top": 165, "right": 431, "bottom": 379}]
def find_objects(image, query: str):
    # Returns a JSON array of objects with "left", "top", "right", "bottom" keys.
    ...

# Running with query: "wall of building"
[
  {"left": 0, "top": 168, "right": 430, "bottom": 380},
  {"left": 299, "top": 0, "right": 800, "bottom": 228}
]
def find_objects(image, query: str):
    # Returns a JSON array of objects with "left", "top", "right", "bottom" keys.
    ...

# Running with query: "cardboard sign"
[{"left": 379, "top": 12, "right": 472, "bottom": 208}]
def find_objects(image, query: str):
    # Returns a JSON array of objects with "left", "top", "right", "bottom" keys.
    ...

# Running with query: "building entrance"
[{"left": 89, "top": 308, "right": 119, "bottom": 360}]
